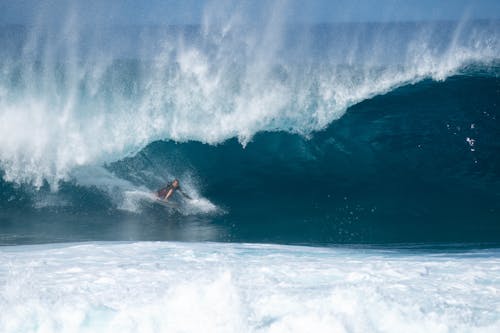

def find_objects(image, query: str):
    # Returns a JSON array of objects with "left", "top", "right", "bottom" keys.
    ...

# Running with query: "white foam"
[
  {"left": 181, "top": 197, "right": 221, "bottom": 215},
  {"left": 0, "top": 242, "right": 499, "bottom": 332},
  {"left": 118, "top": 189, "right": 221, "bottom": 215},
  {"left": 68, "top": 166, "right": 220, "bottom": 214}
]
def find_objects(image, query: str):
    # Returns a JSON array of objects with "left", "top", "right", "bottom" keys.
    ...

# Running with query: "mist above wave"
[{"left": 0, "top": 1, "right": 498, "bottom": 187}]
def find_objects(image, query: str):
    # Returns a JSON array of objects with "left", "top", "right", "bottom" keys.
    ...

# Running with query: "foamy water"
[{"left": 1, "top": 242, "right": 499, "bottom": 332}]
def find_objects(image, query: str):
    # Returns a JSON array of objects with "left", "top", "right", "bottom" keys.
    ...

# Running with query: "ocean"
[{"left": 0, "top": 14, "right": 499, "bottom": 332}]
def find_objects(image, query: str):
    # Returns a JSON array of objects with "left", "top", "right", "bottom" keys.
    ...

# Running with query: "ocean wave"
[
  {"left": 0, "top": 71, "right": 498, "bottom": 244},
  {"left": 0, "top": 16, "right": 498, "bottom": 187}
]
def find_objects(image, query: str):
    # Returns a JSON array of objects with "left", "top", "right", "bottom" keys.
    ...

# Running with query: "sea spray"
[{"left": 0, "top": 1, "right": 498, "bottom": 187}]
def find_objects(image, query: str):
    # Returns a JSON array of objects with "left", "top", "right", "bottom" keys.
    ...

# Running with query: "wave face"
[
  {"left": 1, "top": 242, "right": 499, "bottom": 332},
  {"left": 1, "top": 72, "right": 499, "bottom": 245},
  {"left": 0, "top": 10, "right": 498, "bottom": 187}
]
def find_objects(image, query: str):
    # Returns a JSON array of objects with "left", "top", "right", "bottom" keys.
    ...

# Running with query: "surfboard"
[{"left": 154, "top": 198, "right": 180, "bottom": 209}]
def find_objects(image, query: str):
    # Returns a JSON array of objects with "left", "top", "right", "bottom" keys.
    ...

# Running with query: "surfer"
[{"left": 155, "top": 179, "right": 191, "bottom": 201}]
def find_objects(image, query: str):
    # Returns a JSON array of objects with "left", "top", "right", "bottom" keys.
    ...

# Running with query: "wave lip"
[{"left": 1, "top": 241, "right": 499, "bottom": 332}]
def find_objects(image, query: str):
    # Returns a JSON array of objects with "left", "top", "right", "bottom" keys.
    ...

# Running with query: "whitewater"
[{"left": 1, "top": 242, "right": 499, "bottom": 333}]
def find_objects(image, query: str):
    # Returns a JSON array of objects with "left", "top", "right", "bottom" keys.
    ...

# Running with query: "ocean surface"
[{"left": 0, "top": 15, "right": 499, "bottom": 332}]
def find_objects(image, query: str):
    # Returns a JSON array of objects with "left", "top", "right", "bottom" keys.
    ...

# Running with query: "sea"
[{"left": 0, "top": 13, "right": 499, "bottom": 333}]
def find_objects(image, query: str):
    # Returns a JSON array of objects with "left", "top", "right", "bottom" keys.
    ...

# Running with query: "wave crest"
[{"left": 0, "top": 11, "right": 498, "bottom": 186}]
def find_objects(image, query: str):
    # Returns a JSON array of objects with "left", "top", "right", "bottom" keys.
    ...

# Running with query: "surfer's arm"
[
  {"left": 164, "top": 188, "right": 175, "bottom": 201},
  {"left": 178, "top": 189, "right": 192, "bottom": 200}
]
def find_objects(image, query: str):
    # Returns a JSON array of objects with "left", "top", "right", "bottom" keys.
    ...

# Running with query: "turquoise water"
[{"left": 1, "top": 71, "right": 499, "bottom": 245}]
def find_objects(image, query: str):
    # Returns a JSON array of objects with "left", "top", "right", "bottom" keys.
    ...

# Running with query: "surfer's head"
[{"left": 172, "top": 179, "right": 179, "bottom": 188}]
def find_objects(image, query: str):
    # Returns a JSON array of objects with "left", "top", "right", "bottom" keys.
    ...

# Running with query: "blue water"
[
  {"left": 0, "top": 12, "right": 499, "bottom": 332},
  {"left": 1, "top": 69, "right": 499, "bottom": 245}
]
